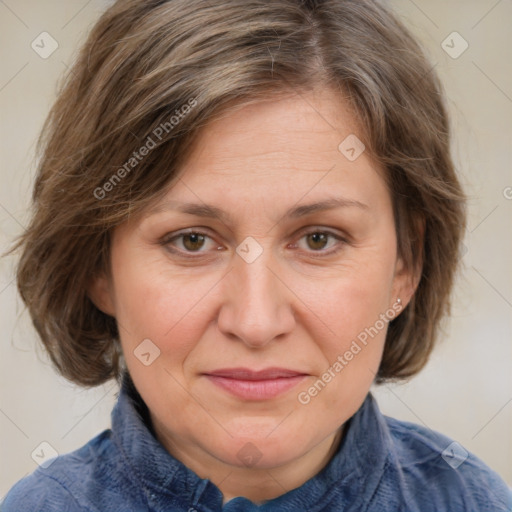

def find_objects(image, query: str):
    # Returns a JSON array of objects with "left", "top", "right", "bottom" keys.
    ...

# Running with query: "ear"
[
  {"left": 391, "top": 255, "right": 421, "bottom": 310},
  {"left": 392, "top": 218, "right": 425, "bottom": 309},
  {"left": 87, "top": 272, "right": 116, "bottom": 317}
]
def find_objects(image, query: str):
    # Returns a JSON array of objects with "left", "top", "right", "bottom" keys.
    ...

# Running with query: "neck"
[
  {"left": 221, "top": 428, "right": 344, "bottom": 504},
  {"left": 151, "top": 417, "right": 344, "bottom": 505}
]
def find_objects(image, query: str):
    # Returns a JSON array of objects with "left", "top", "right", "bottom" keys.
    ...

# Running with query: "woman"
[{"left": 3, "top": 0, "right": 511, "bottom": 510}]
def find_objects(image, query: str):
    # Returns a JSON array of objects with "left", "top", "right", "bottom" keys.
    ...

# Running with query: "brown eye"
[
  {"left": 292, "top": 229, "right": 347, "bottom": 257},
  {"left": 162, "top": 230, "right": 223, "bottom": 258},
  {"left": 181, "top": 233, "right": 206, "bottom": 251},
  {"left": 305, "top": 232, "right": 329, "bottom": 250}
]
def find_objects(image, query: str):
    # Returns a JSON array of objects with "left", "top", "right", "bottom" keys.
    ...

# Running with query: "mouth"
[{"left": 203, "top": 367, "right": 308, "bottom": 400}]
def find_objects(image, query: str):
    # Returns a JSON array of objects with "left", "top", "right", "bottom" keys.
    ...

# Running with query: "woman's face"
[{"left": 93, "top": 87, "right": 413, "bottom": 473}]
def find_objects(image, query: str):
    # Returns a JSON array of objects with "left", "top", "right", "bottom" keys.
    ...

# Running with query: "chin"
[{"left": 216, "top": 437, "right": 304, "bottom": 470}]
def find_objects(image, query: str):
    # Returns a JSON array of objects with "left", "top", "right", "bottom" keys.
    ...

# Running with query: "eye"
[
  {"left": 293, "top": 229, "right": 346, "bottom": 255},
  {"left": 162, "top": 230, "right": 221, "bottom": 255}
]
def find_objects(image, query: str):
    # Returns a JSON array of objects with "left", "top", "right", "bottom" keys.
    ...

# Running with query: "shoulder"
[
  {"left": 383, "top": 414, "right": 512, "bottom": 511},
  {"left": 1, "top": 429, "right": 122, "bottom": 512},
  {"left": 1, "top": 471, "right": 87, "bottom": 512}
]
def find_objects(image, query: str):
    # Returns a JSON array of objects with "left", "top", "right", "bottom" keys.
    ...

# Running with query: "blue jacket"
[{"left": 3, "top": 375, "right": 511, "bottom": 511}]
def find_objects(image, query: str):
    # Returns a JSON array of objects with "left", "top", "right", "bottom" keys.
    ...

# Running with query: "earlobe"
[
  {"left": 392, "top": 257, "right": 421, "bottom": 311},
  {"left": 393, "top": 215, "right": 424, "bottom": 310},
  {"left": 87, "top": 273, "right": 116, "bottom": 317}
]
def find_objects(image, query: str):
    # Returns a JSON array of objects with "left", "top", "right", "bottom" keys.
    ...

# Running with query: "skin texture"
[{"left": 90, "top": 87, "right": 416, "bottom": 504}]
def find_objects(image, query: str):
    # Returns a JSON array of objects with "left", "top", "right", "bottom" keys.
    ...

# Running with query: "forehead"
[
  {"left": 144, "top": 87, "right": 391, "bottom": 222},
  {"left": 184, "top": 87, "right": 364, "bottom": 169}
]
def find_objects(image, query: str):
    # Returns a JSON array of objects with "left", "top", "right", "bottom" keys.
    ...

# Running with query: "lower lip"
[{"left": 205, "top": 375, "right": 307, "bottom": 400}]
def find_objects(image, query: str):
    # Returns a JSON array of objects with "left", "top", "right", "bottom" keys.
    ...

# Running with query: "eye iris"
[
  {"left": 307, "top": 232, "right": 328, "bottom": 250},
  {"left": 183, "top": 233, "right": 205, "bottom": 251}
]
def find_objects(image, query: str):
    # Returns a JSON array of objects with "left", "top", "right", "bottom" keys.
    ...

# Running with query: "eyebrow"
[{"left": 148, "top": 197, "right": 369, "bottom": 224}]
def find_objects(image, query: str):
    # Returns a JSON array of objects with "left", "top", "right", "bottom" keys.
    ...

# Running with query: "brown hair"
[{"left": 11, "top": 0, "right": 466, "bottom": 386}]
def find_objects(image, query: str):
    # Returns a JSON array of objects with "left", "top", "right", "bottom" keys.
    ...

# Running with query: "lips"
[
  {"left": 206, "top": 367, "right": 306, "bottom": 380},
  {"left": 203, "top": 367, "right": 308, "bottom": 400}
]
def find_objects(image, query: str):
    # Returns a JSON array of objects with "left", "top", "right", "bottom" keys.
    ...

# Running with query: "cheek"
[
  {"left": 313, "top": 254, "right": 396, "bottom": 337},
  {"left": 110, "top": 247, "right": 223, "bottom": 360},
  {"left": 299, "top": 284, "right": 388, "bottom": 423},
  {"left": 304, "top": 251, "right": 395, "bottom": 390}
]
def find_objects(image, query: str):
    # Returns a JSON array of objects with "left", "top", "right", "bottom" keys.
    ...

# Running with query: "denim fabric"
[{"left": 3, "top": 375, "right": 511, "bottom": 511}]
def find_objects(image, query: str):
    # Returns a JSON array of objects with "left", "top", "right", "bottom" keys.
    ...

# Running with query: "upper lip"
[{"left": 204, "top": 367, "right": 307, "bottom": 380}]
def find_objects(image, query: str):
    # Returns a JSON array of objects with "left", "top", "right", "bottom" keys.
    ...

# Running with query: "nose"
[{"left": 216, "top": 246, "right": 296, "bottom": 348}]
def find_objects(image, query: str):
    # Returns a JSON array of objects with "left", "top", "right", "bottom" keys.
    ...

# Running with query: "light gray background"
[{"left": 1, "top": 0, "right": 511, "bottom": 498}]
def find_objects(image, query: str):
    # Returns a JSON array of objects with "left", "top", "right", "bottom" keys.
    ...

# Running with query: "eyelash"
[{"left": 160, "top": 228, "right": 348, "bottom": 259}]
